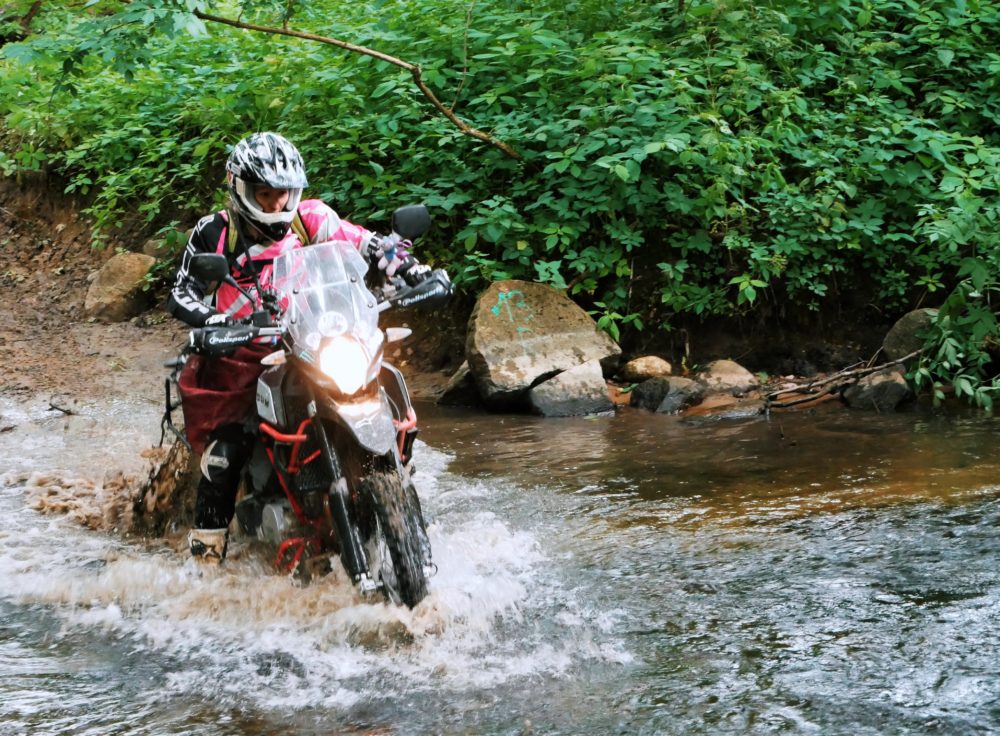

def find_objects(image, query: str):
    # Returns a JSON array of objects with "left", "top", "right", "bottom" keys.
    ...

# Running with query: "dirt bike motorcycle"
[{"left": 162, "top": 205, "right": 451, "bottom": 608}]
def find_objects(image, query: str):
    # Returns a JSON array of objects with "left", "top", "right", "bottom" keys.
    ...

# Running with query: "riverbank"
[{"left": 0, "top": 173, "right": 900, "bottom": 422}]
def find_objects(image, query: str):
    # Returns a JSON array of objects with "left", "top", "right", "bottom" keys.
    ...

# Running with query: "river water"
[{"left": 2, "top": 395, "right": 999, "bottom": 735}]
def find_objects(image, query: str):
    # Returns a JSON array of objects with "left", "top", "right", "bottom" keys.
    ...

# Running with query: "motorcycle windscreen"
[{"left": 271, "top": 241, "right": 383, "bottom": 368}]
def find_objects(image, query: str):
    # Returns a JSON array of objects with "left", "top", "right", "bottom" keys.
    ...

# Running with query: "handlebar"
[{"left": 186, "top": 267, "right": 451, "bottom": 356}]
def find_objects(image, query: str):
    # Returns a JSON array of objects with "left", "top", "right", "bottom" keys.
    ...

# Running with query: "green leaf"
[
  {"left": 939, "top": 176, "right": 964, "bottom": 192},
  {"left": 370, "top": 81, "right": 397, "bottom": 99}
]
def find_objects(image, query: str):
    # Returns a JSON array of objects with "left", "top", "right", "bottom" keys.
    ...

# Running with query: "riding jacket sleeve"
[{"left": 167, "top": 212, "right": 230, "bottom": 327}]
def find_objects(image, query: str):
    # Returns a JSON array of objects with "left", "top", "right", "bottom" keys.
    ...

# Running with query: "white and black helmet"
[{"left": 226, "top": 132, "right": 308, "bottom": 242}]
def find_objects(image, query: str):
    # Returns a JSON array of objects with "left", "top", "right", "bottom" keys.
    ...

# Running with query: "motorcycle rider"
[{"left": 167, "top": 131, "right": 430, "bottom": 563}]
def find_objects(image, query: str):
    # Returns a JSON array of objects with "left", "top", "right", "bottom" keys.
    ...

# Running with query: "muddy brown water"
[{"left": 2, "top": 394, "right": 999, "bottom": 735}]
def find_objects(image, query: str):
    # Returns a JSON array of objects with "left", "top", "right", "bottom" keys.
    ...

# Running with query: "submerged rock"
[
  {"left": 683, "top": 396, "right": 766, "bottom": 420},
  {"left": 842, "top": 369, "right": 914, "bottom": 411},
  {"left": 655, "top": 377, "right": 706, "bottom": 414},
  {"left": 629, "top": 377, "right": 671, "bottom": 411},
  {"left": 628, "top": 376, "right": 707, "bottom": 414}
]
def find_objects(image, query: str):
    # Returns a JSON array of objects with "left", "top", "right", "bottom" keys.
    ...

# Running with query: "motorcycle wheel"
[{"left": 361, "top": 467, "right": 428, "bottom": 608}]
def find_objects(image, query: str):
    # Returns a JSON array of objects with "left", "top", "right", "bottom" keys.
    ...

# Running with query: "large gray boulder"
[
  {"left": 883, "top": 308, "right": 937, "bottom": 363},
  {"left": 466, "top": 280, "right": 621, "bottom": 408},
  {"left": 528, "top": 360, "right": 614, "bottom": 417},
  {"left": 84, "top": 252, "right": 156, "bottom": 322}
]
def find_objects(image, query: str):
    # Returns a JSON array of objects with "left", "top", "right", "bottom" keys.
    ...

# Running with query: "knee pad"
[{"left": 200, "top": 438, "right": 247, "bottom": 486}]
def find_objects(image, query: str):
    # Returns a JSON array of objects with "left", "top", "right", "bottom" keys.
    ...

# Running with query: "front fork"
[{"left": 307, "top": 396, "right": 379, "bottom": 594}]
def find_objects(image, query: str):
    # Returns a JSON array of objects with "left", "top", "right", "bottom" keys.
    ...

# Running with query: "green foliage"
[
  {"left": 1, "top": 0, "right": 999, "bottom": 353},
  {"left": 588, "top": 302, "right": 644, "bottom": 343},
  {"left": 141, "top": 222, "right": 190, "bottom": 291},
  {"left": 912, "top": 256, "right": 1000, "bottom": 411}
]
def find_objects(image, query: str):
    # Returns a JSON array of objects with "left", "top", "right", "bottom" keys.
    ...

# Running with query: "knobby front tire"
[{"left": 362, "top": 467, "right": 429, "bottom": 608}]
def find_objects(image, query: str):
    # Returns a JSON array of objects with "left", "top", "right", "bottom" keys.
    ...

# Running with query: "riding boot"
[{"left": 189, "top": 426, "right": 252, "bottom": 561}]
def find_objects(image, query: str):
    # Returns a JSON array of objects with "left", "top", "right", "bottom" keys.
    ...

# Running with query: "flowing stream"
[{"left": 2, "top": 394, "right": 999, "bottom": 735}]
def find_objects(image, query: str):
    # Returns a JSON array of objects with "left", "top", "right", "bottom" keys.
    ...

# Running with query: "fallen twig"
[
  {"left": 765, "top": 349, "right": 923, "bottom": 410},
  {"left": 48, "top": 401, "right": 76, "bottom": 415}
]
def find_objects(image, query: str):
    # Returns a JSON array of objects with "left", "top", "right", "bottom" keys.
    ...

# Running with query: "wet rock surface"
[
  {"left": 465, "top": 280, "right": 621, "bottom": 409},
  {"left": 527, "top": 359, "right": 614, "bottom": 417},
  {"left": 842, "top": 369, "right": 915, "bottom": 412}
]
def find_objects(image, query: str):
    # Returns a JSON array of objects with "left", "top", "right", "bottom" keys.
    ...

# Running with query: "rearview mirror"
[
  {"left": 391, "top": 205, "right": 431, "bottom": 240},
  {"left": 188, "top": 253, "right": 230, "bottom": 283}
]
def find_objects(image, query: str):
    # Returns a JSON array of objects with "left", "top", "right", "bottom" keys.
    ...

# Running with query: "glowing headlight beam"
[{"left": 319, "top": 337, "right": 369, "bottom": 394}]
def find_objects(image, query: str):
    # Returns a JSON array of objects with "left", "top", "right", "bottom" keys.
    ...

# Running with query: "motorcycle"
[{"left": 161, "top": 205, "right": 452, "bottom": 608}]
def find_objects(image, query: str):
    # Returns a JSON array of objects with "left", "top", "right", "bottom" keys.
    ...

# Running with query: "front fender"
[{"left": 319, "top": 390, "right": 395, "bottom": 456}]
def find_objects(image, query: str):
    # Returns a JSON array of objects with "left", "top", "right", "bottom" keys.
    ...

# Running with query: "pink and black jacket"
[{"left": 168, "top": 199, "right": 374, "bottom": 326}]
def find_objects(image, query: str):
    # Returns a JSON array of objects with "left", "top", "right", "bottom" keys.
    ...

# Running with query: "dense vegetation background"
[{"left": 1, "top": 0, "right": 998, "bottom": 404}]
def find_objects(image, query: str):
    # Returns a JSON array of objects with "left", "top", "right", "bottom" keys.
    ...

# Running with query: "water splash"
[{"left": 0, "top": 441, "right": 629, "bottom": 729}]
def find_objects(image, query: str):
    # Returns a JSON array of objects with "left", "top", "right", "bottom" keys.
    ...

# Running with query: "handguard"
[
  {"left": 189, "top": 325, "right": 282, "bottom": 356},
  {"left": 386, "top": 269, "right": 453, "bottom": 311}
]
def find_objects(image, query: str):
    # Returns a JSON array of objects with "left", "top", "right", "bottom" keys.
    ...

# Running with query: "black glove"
[
  {"left": 398, "top": 258, "right": 432, "bottom": 286},
  {"left": 259, "top": 286, "right": 282, "bottom": 311}
]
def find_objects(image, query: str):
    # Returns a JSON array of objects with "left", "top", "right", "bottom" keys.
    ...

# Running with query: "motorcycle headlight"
[{"left": 319, "top": 336, "right": 369, "bottom": 394}]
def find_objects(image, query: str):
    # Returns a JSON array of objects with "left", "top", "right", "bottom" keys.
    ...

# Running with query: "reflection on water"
[
  {"left": 421, "top": 402, "right": 1000, "bottom": 514},
  {"left": 1, "top": 396, "right": 1000, "bottom": 734}
]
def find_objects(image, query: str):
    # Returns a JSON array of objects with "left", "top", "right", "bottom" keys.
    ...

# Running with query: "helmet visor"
[{"left": 233, "top": 178, "right": 302, "bottom": 225}]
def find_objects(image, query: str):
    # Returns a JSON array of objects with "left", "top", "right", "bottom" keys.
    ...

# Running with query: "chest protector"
[{"left": 214, "top": 209, "right": 310, "bottom": 321}]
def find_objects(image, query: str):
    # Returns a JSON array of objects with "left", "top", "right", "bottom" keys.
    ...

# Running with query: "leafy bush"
[
  {"left": 1, "top": 0, "right": 999, "bottom": 352},
  {"left": 912, "top": 255, "right": 1000, "bottom": 410}
]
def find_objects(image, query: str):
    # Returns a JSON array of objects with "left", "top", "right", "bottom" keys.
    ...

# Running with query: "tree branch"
[
  {"left": 764, "top": 349, "right": 924, "bottom": 410},
  {"left": 49, "top": 401, "right": 76, "bottom": 415},
  {"left": 193, "top": 10, "right": 521, "bottom": 160},
  {"left": 0, "top": 0, "right": 42, "bottom": 41}
]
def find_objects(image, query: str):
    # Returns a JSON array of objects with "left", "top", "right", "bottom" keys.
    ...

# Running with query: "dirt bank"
[{"left": 0, "top": 181, "right": 180, "bottom": 402}]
